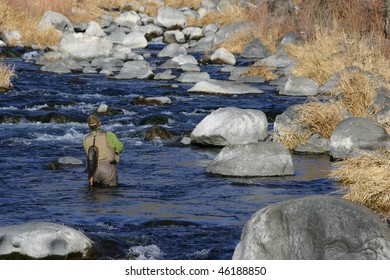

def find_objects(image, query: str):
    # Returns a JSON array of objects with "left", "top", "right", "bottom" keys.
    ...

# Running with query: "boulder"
[
  {"left": 133, "top": 95, "right": 172, "bottom": 105},
  {"left": 177, "top": 72, "right": 210, "bottom": 83},
  {"left": 171, "top": 54, "right": 198, "bottom": 65},
  {"left": 133, "top": 24, "right": 163, "bottom": 40},
  {"left": 210, "top": 47, "right": 236, "bottom": 65},
  {"left": 154, "top": 7, "right": 186, "bottom": 29},
  {"left": 181, "top": 63, "right": 200, "bottom": 72},
  {"left": 206, "top": 142, "right": 294, "bottom": 177},
  {"left": 294, "top": 133, "right": 330, "bottom": 154},
  {"left": 144, "top": 125, "right": 173, "bottom": 141},
  {"left": 85, "top": 21, "right": 106, "bottom": 37},
  {"left": 122, "top": 32, "right": 148, "bottom": 49},
  {"left": 0, "top": 222, "right": 93, "bottom": 259},
  {"left": 157, "top": 43, "right": 187, "bottom": 58},
  {"left": 113, "top": 61, "right": 154, "bottom": 80},
  {"left": 188, "top": 79, "right": 263, "bottom": 95},
  {"left": 233, "top": 196, "right": 390, "bottom": 259},
  {"left": 278, "top": 76, "right": 319, "bottom": 96},
  {"left": 329, "top": 117, "right": 390, "bottom": 159},
  {"left": 41, "top": 61, "right": 71, "bottom": 74},
  {"left": 154, "top": 70, "right": 177, "bottom": 80},
  {"left": 1, "top": 30, "right": 21, "bottom": 45},
  {"left": 190, "top": 107, "right": 268, "bottom": 146},
  {"left": 107, "top": 29, "right": 127, "bottom": 44},
  {"left": 114, "top": 11, "right": 141, "bottom": 28},
  {"left": 182, "top": 26, "right": 203, "bottom": 40},
  {"left": 59, "top": 33, "right": 113, "bottom": 60},
  {"left": 38, "top": 10, "right": 73, "bottom": 33},
  {"left": 256, "top": 49, "right": 295, "bottom": 68},
  {"left": 188, "top": 35, "right": 215, "bottom": 53},
  {"left": 163, "top": 30, "right": 185, "bottom": 44},
  {"left": 241, "top": 38, "right": 270, "bottom": 59}
]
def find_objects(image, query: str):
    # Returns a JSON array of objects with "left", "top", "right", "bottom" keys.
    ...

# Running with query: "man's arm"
[{"left": 107, "top": 132, "right": 124, "bottom": 153}]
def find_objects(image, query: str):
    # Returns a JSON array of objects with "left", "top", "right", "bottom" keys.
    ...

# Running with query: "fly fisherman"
[{"left": 84, "top": 114, "right": 124, "bottom": 188}]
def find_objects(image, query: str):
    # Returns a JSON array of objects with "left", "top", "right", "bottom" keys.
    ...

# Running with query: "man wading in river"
[{"left": 84, "top": 114, "right": 124, "bottom": 188}]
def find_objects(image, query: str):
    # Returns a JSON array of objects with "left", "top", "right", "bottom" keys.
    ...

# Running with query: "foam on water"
[{"left": 127, "top": 244, "right": 164, "bottom": 260}]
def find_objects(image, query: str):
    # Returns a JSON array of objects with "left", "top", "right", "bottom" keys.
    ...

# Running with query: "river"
[{"left": 0, "top": 45, "right": 340, "bottom": 259}]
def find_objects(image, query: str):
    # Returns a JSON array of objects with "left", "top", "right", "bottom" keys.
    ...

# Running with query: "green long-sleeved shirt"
[{"left": 83, "top": 129, "right": 124, "bottom": 154}]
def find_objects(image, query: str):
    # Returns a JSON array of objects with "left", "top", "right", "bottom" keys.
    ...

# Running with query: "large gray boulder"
[
  {"left": 278, "top": 76, "right": 319, "bottom": 96},
  {"left": 113, "top": 61, "right": 154, "bottom": 80},
  {"left": 122, "top": 32, "right": 148, "bottom": 49},
  {"left": 154, "top": 7, "right": 186, "bottom": 29},
  {"left": 59, "top": 33, "right": 113, "bottom": 60},
  {"left": 38, "top": 10, "right": 74, "bottom": 33},
  {"left": 330, "top": 117, "right": 389, "bottom": 159},
  {"left": 190, "top": 107, "right": 268, "bottom": 146},
  {"left": 41, "top": 61, "right": 71, "bottom": 74},
  {"left": 233, "top": 196, "right": 390, "bottom": 260},
  {"left": 210, "top": 47, "right": 236, "bottom": 65},
  {"left": 114, "top": 11, "right": 141, "bottom": 28},
  {"left": 206, "top": 142, "right": 294, "bottom": 177},
  {"left": 241, "top": 38, "right": 270, "bottom": 59},
  {"left": 0, "top": 222, "right": 93, "bottom": 259},
  {"left": 177, "top": 72, "right": 210, "bottom": 83},
  {"left": 188, "top": 79, "right": 263, "bottom": 95},
  {"left": 157, "top": 43, "right": 187, "bottom": 58}
]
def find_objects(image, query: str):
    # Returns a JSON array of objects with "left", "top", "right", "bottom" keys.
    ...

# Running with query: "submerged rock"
[
  {"left": 206, "top": 142, "right": 294, "bottom": 177},
  {"left": 233, "top": 196, "right": 390, "bottom": 260},
  {"left": 0, "top": 222, "right": 93, "bottom": 259},
  {"left": 144, "top": 125, "right": 173, "bottom": 141}
]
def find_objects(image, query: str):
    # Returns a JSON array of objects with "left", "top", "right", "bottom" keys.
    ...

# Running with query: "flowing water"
[{"left": 0, "top": 46, "right": 340, "bottom": 260}]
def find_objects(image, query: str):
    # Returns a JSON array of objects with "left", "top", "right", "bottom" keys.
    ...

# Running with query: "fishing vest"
[{"left": 85, "top": 130, "right": 116, "bottom": 162}]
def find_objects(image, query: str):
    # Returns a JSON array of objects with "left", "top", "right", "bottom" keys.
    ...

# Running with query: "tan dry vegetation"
[
  {"left": 247, "top": 1, "right": 298, "bottom": 53},
  {"left": 164, "top": 0, "right": 202, "bottom": 10},
  {"left": 298, "top": 99, "right": 346, "bottom": 139},
  {"left": 273, "top": 126, "right": 312, "bottom": 151},
  {"left": 0, "top": 61, "right": 16, "bottom": 91},
  {"left": 287, "top": 28, "right": 390, "bottom": 86},
  {"left": 331, "top": 150, "right": 390, "bottom": 216},
  {"left": 332, "top": 71, "right": 380, "bottom": 118},
  {"left": 245, "top": 65, "right": 280, "bottom": 81},
  {"left": 218, "top": 31, "right": 253, "bottom": 54},
  {"left": 188, "top": 2, "right": 248, "bottom": 27}
]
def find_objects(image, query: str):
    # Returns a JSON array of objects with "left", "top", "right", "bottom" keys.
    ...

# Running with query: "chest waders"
[{"left": 87, "top": 131, "right": 99, "bottom": 190}]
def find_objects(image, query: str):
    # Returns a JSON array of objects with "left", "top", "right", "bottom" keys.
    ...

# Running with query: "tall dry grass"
[
  {"left": 0, "top": 61, "right": 16, "bottom": 91},
  {"left": 298, "top": 99, "right": 346, "bottom": 139},
  {"left": 331, "top": 149, "right": 390, "bottom": 216},
  {"left": 286, "top": 27, "right": 390, "bottom": 86},
  {"left": 332, "top": 71, "right": 380, "bottom": 118},
  {"left": 188, "top": 2, "right": 248, "bottom": 27}
]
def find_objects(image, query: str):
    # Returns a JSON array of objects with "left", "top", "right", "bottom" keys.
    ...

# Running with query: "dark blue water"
[{"left": 0, "top": 46, "right": 340, "bottom": 260}]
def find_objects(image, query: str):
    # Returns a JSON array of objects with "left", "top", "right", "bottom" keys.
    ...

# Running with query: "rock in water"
[
  {"left": 233, "top": 196, "right": 390, "bottom": 260},
  {"left": 0, "top": 222, "right": 93, "bottom": 259}
]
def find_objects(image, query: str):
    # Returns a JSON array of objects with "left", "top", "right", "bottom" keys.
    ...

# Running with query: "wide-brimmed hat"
[{"left": 87, "top": 114, "right": 100, "bottom": 129}]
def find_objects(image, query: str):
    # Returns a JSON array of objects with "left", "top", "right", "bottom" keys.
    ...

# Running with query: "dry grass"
[
  {"left": 188, "top": 2, "right": 248, "bottom": 27},
  {"left": 298, "top": 99, "right": 346, "bottom": 139},
  {"left": 218, "top": 31, "right": 253, "bottom": 54},
  {"left": 331, "top": 149, "right": 390, "bottom": 216},
  {"left": 273, "top": 126, "right": 312, "bottom": 151},
  {"left": 0, "top": 61, "right": 16, "bottom": 91},
  {"left": 246, "top": 65, "right": 280, "bottom": 81},
  {"left": 247, "top": 1, "right": 298, "bottom": 53},
  {"left": 164, "top": 0, "right": 202, "bottom": 10},
  {"left": 332, "top": 71, "right": 380, "bottom": 118}
]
